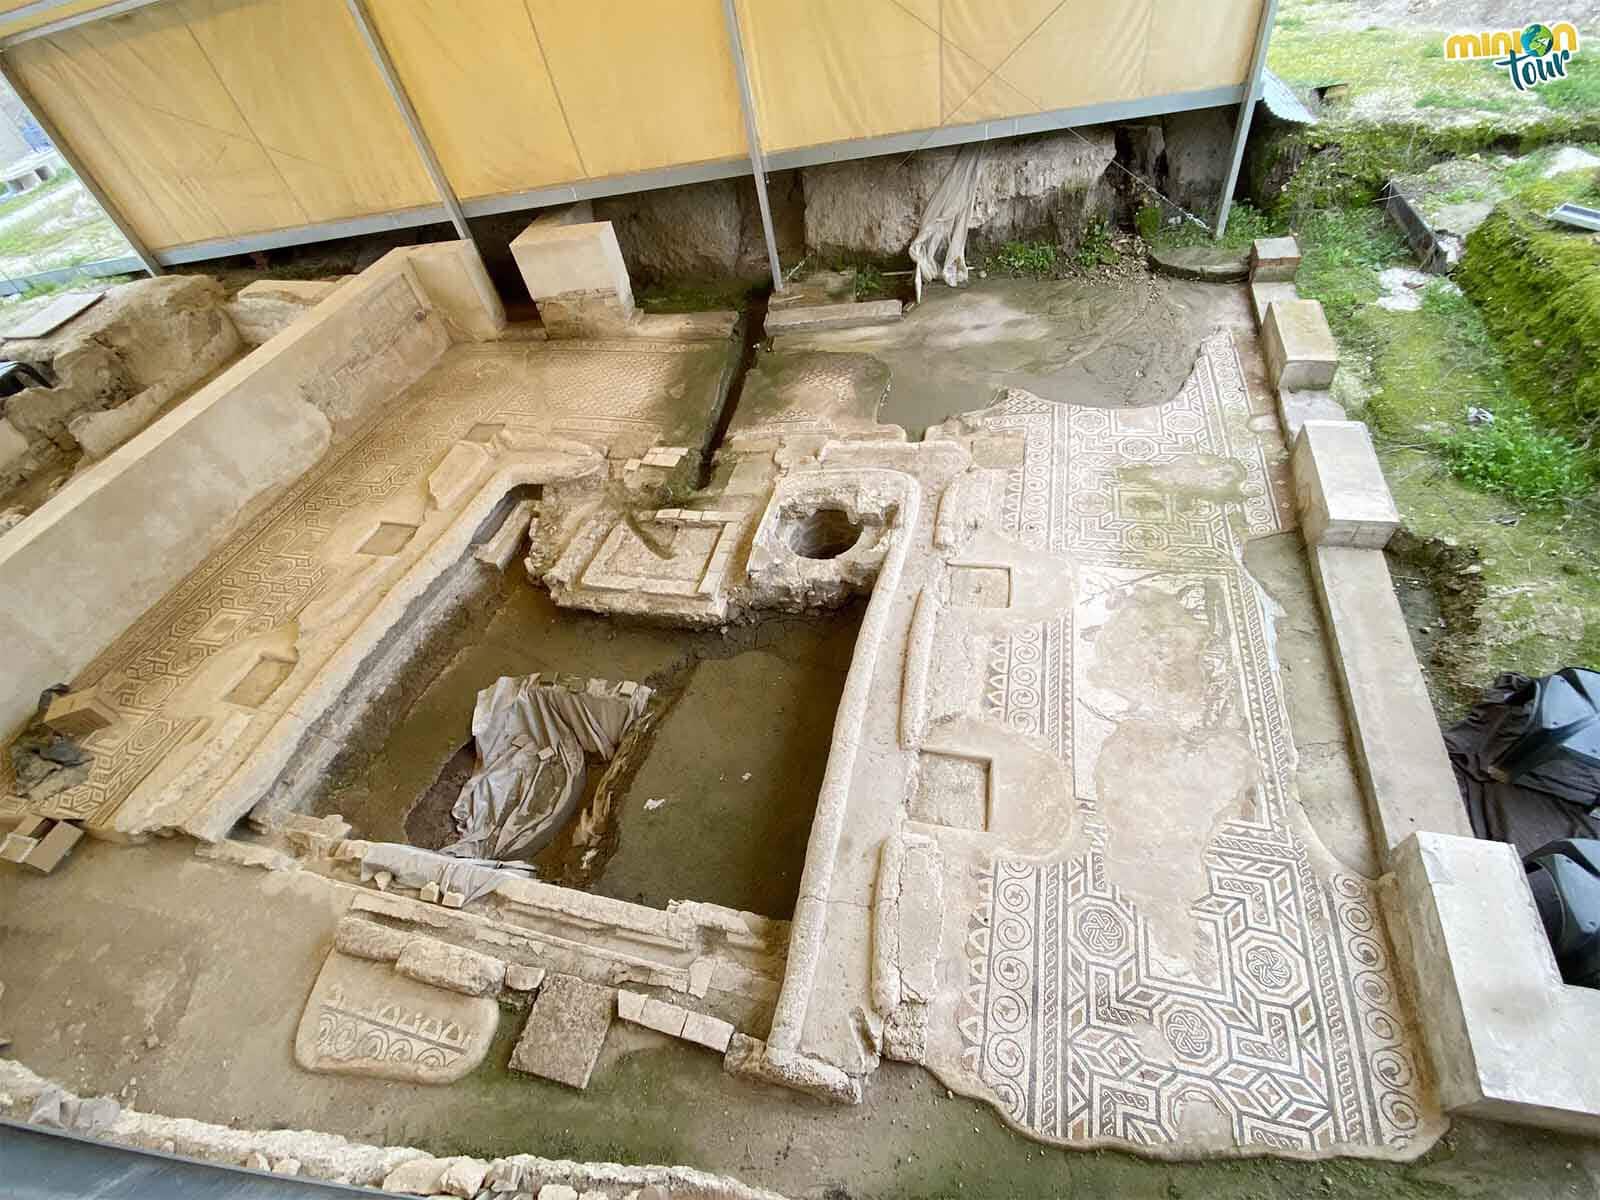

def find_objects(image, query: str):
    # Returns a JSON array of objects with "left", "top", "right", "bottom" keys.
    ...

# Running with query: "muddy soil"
[
  {"left": 317, "top": 565, "right": 862, "bottom": 920},
  {"left": 5, "top": 836, "right": 1600, "bottom": 1200},
  {"left": 780, "top": 276, "right": 1227, "bottom": 437},
  {"left": 1386, "top": 531, "right": 1491, "bottom": 724}
]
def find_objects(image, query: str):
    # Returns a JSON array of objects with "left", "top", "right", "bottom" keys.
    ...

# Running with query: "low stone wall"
[{"left": 0, "top": 241, "right": 502, "bottom": 740}]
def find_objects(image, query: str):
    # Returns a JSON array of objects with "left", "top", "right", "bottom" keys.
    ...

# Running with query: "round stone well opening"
[{"left": 785, "top": 506, "right": 863, "bottom": 561}]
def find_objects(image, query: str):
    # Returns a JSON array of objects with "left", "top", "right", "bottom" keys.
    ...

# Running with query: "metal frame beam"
[
  {"left": 1215, "top": 0, "right": 1279, "bottom": 238},
  {"left": 343, "top": 0, "right": 471, "bottom": 245},
  {"left": 0, "top": 0, "right": 1253, "bottom": 277},
  {"left": 0, "top": 47, "right": 161, "bottom": 276},
  {"left": 0, "top": 0, "right": 163, "bottom": 48},
  {"left": 720, "top": 0, "right": 783, "bottom": 293}
]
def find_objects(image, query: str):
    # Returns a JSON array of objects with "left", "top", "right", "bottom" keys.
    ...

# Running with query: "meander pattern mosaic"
[
  {"left": 15, "top": 341, "right": 721, "bottom": 830},
  {"left": 955, "top": 332, "right": 1435, "bottom": 1154}
]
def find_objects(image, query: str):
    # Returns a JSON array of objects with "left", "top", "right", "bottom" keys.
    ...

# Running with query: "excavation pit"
[{"left": 318, "top": 568, "right": 863, "bottom": 921}]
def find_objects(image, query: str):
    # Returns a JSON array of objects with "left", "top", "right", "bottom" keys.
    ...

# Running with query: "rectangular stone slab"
[
  {"left": 1250, "top": 236, "right": 1302, "bottom": 282},
  {"left": 1292, "top": 420, "right": 1400, "bottom": 549},
  {"left": 42, "top": 689, "right": 118, "bottom": 739},
  {"left": 1263, "top": 298, "right": 1338, "bottom": 391},
  {"left": 1249, "top": 280, "right": 1297, "bottom": 328},
  {"left": 765, "top": 300, "right": 902, "bottom": 335},
  {"left": 20, "top": 819, "right": 82, "bottom": 874},
  {"left": 395, "top": 937, "right": 507, "bottom": 997},
  {"left": 1309, "top": 545, "right": 1472, "bottom": 858},
  {"left": 509, "top": 217, "right": 633, "bottom": 323},
  {"left": 1390, "top": 832, "right": 1600, "bottom": 1134},
  {"left": 508, "top": 973, "right": 614, "bottom": 1089}
]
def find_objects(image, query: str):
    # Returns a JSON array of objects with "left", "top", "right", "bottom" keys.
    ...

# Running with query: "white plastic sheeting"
[
  {"left": 442, "top": 674, "right": 652, "bottom": 862},
  {"left": 359, "top": 842, "right": 530, "bottom": 904},
  {"left": 909, "top": 142, "right": 987, "bottom": 291}
]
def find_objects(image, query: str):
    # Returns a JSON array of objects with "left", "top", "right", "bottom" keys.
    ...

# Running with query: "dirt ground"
[{"left": 3, "top": 837, "right": 1600, "bottom": 1200}]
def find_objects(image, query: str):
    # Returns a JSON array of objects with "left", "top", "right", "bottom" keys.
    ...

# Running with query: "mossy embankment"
[{"left": 1457, "top": 171, "right": 1600, "bottom": 452}]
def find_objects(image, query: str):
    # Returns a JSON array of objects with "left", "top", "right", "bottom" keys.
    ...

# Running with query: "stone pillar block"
[
  {"left": 1291, "top": 420, "right": 1400, "bottom": 549},
  {"left": 1248, "top": 279, "right": 1297, "bottom": 328},
  {"left": 1263, "top": 298, "right": 1338, "bottom": 391},
  {"left": 1389, "top": 832, "right": 1600, "bottom": 1135},
  {"left": 1250, "top": 235, "right": 1302, "bottom": 282},
  {"left": 510, "top": 215, "right": 635, "bottom": 339}
]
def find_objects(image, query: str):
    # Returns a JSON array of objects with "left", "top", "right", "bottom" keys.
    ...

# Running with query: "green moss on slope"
[{"left": 1457, "top": 172, "right": 1600, "bottom": 451}]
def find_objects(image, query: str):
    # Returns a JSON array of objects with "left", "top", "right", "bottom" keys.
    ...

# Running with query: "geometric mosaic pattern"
[
  {"left": 961, "top": 832, "right": 1428, "bottom": 1153},
  {"left": 985, "top": 330, "right": 1279, "bottom": 566},
  {"left": 11, "top": 340, "right": 727, "bottom": 833},
  {"left": 953, "top": 332, "right": 1439, "bottom": 1156},
  {"left": 982, "top": 615, "right": 1071, "bottom": 762}
]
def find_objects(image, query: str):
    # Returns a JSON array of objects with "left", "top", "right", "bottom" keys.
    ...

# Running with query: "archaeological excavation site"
[{"left": 3, "top": 1, "right": 1600, "bottom": 1198}]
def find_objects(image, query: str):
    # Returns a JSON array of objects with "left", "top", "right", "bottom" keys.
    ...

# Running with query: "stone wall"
[
  {"left": 0, "top": 243, "right": 499, "bottom": 739},
  {"left": 595, "top": 171, "right": 804, "bottom": 284},
  {"left": 0, "top": 276, "right": 241, "bottom": 484},
  {"left": 1159, "top": 105, "right": 1235, "bottom": 221},
  {"left": 800, "top": 128, "right": 1118, "bottom": 262}
]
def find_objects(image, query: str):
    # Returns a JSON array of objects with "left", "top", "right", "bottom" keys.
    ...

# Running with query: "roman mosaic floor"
[
  {"left": 2, "top": 278, "right": 1446, "bottom": 1165},
  {"left": 904, "top": 332, "right": 1442, "bottom": 1157},
  {"left": 7, "top": 337, "right": 732, "bottom": 840}
]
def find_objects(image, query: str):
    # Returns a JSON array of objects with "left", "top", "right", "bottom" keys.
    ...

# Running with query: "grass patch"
[
  {"left": 986, "top": 239, "right": 1057, "bottom": 277},
  {"left": 853, "top": 262, "right": 889, "bottom": 300},
  {"left": 1384, "top": 445, "right": 1600, "bottom": 684},
  {"left": 1264, "top": 4, "right": 1600, "bottom": 212},
  {"left": 1542, "top": 68, "right": 1600, "bottom": 112},
  {"left": 1418, "top": 88, "right": 1514, "bottom": 113},
  {"left": 1072, "top": 217, "right": 1117, "bottom": 269},
  {"left": 0, "top": 168, "right": 73, "bottom": 222},
  {"left": 1277, "top": 207, "right": 1594, "bottom": 512},
  {"left": 1443, "top": 411, "right": 1592, "bottom": 506},
  {"left": 1149, "top": 201, "right": 1278, "bottom": 252},
  {"left": 635, "top": 278, "right": 758, "bottom": 313}
]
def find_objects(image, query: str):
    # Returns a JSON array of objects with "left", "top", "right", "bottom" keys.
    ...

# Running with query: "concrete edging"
[{"left": 1386, "top": 832, "right": 1600, "bottom": 1133}]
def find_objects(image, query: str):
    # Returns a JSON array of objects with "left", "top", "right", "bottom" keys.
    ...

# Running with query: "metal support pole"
[
  {"left": 0, "top": 49, "right": 162, "bottom": 276},
  {"left": 720, "top": 0, "right": 783, "bottom": 293},
  {"left": 1214, "top": 0, "right": 1279, "bottom": 238},
  {"left": 345, "top": 0, "right": 473, "bottom": 245}
]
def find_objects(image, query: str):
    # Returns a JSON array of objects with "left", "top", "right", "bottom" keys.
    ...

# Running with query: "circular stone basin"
[{"left": 786, "top": 507, "right": 863, "bottom": 560}]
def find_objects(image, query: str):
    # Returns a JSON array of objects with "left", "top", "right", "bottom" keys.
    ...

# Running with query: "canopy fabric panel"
[
  {"left": 736, "top": 0, "right": 1265, "bottom": 152},
  {"left": 527, "top": 0, "right": 746, "bottom": 179},
  {"left": 9, "top": 0, "right": 435, "bottom": 249},
  {"left": 364, "top": 0, "right": 744, "bottom": 201},
  {"left": 2, "top": 0, "right": 1264, "bottom": 256}
]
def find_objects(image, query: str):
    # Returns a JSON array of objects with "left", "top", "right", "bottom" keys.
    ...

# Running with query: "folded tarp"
[{"left": 442, "top": 674, "right": 652, "bottom": 862}]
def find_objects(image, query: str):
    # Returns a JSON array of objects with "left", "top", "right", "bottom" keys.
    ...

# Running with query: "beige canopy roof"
[{"left": 0, "top": 0, "right": 1268, "bottom": 264}]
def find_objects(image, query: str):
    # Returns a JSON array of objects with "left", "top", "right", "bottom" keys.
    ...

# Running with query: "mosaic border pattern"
[
  {"left": 13, "top": 340, "right": 725, "bottom": 828},
  {"left": 953, "top": 333, "right": 1434, "bottom": 1155}
]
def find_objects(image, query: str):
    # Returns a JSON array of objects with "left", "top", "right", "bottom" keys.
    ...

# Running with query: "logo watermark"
[{"left": 1444, "top": 21, "right": 1581, "bottom": 90}]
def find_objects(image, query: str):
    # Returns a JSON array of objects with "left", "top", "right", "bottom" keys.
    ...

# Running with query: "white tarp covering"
[
  {"left": 909, "top": 142, "right": 987, "bottom": 291},
  {"left": 442, "top": 674, "right": 652, "bottom": 862},
  {"left": 359, "top": 842, "right": 530, "bottom": 904}
]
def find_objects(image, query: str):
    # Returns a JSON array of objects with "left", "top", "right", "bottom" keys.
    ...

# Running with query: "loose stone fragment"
[{"left": 508, "top": 974, "right": 615, "bottom": 1089}]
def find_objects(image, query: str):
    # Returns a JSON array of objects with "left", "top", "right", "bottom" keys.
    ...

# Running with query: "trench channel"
[
  {"left": 308, "top": 290, "right": 865, "bottom": 922},
  {"left": 313, "top": 563, "right": 862, "bottom": 922}
]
